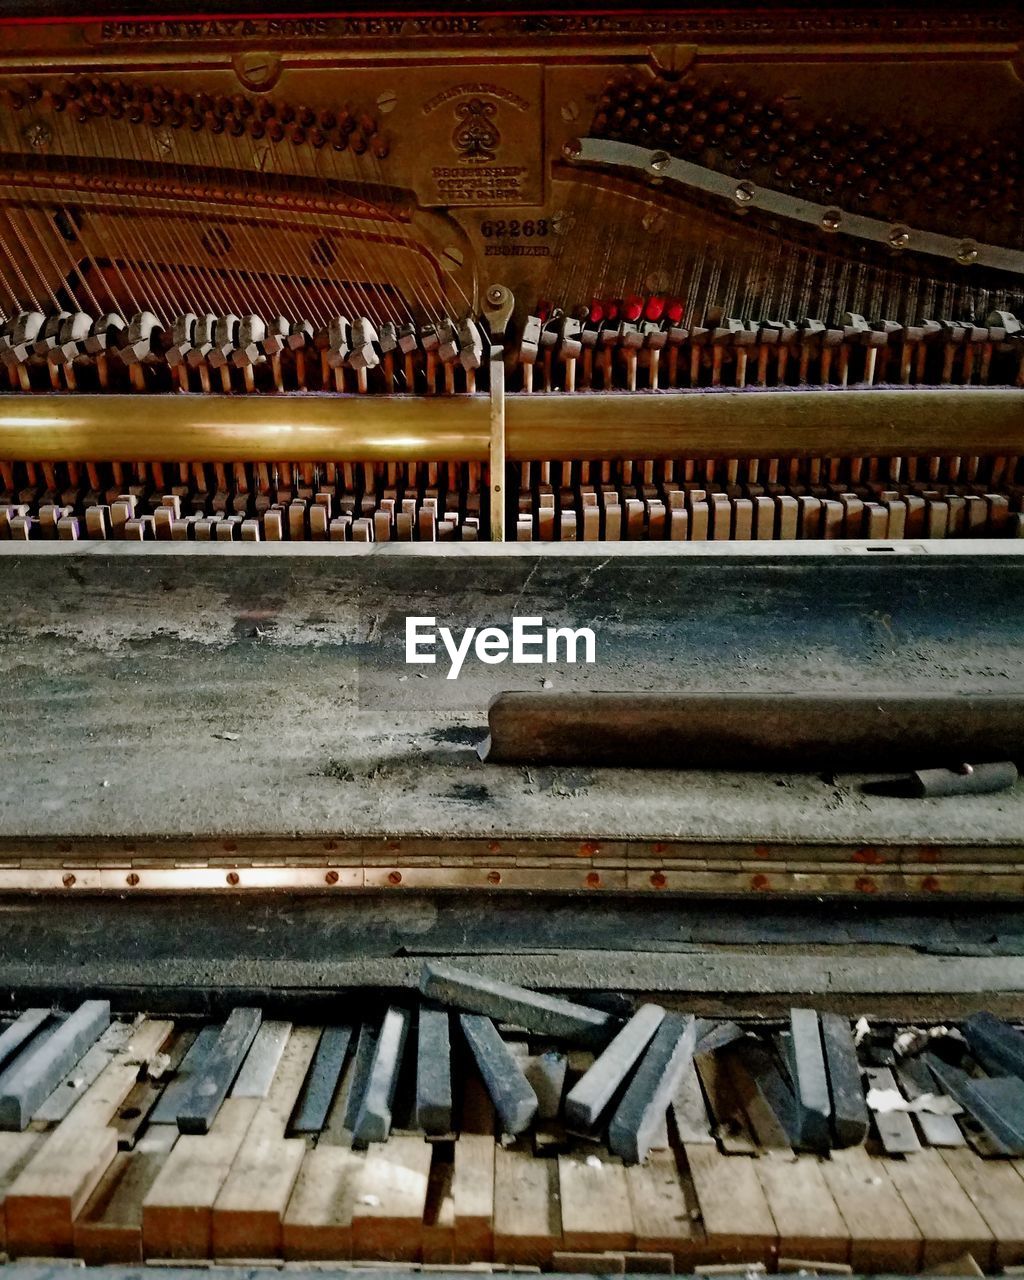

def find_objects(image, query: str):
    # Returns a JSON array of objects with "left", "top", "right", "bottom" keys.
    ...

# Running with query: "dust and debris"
[
  {"left": 213, "top": 732, "right": 240, "bottom": 741},
  {"left": 446, "top": 783, "right": 491, "bottom": 805},
  {"left": 320, "top": 760, "right": 356, "bottom": 782}
]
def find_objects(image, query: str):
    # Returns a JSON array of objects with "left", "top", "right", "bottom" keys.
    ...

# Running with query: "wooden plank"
[
  {"left": 350, "top": 1134, "right": 432, "bottom": 1262},
  {"left": 422, "top": 1143, "right": 456, "bottom": 1264},
  {"left": 453, "top": 1131, "right": 494, "bottom": 1263},
  {"left": 231, "top": 1019, "right": 292, "bottom": 1099},
  {"left": 684, "top": 1142, "right": 776, "bottom": 1265},
  {"left": 559, "top": 1152, "right": 634, "bottom": 1252},
  {"left": 282, "top": 1144, "right": 365, "bottom": 1260},
  {"left": 0, "top": 1000, "right": 110, "bottom": 1131},
  {"left": 0, "top": 1130, "right": 46, "bottom": 1249},
  {"left": 176, "top": 1006, "right": 261, "bottom": 1135},
  {"left": 4, "top": 1017, "right": 172, "bottom": 1258},
  {"left": 885, "top": 1149, "right": 994, "bottom": 1268},
  {"left": 35, "top": 1021, "right": 138, "bottom": 1125},
  {"left": 141, "top": 1095, "right": 258, "bottom": 1259},
  {"left": 493, "top": 1144, "right": 561, "bottom": 1266},
  {"left": 625, "top": 1149, "right": 707, "bottom": 1269},
  {"left": 114, "top": 1028, "right": 195, "bottom": 1150},
  {"left": 820, "top": 1145, "right": 921, "bottom": 1274},
  {"left": 941, "top": 1147, "right": 1024, "bottom": 1267},
  {"left": 755, "top": 1153, "right": 850, "bottom": 1263},
  {"left": 74, "top": 1125, "right": 177, "bottom": 1263},
  {"left": 211, "top": 1025, "right": 319, "bottom": 1259}
]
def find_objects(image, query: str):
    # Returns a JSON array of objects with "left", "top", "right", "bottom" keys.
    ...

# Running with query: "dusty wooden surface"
[{"left": 2, "top": 543, "right": 1024, "bottom": 845}]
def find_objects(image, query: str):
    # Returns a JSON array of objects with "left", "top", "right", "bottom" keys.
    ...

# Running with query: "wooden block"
[
  {"left": 350, "top": 1134, "right": 432, "bottom": 1262},
  {"left": 684, "top": 1143, "right": 776, "bottom": 1265},
  {"left": 232, "top": 1021, "right": 292, "bottom": 1100},
  {"left": 755, "top": 1154, "right": 849, "bottom": 1264},
  {"left": 626, "top": 1148, "right": 706, "bottom": 1267},
  {"left": 74, "top": 1126, "right": 177, "bottom": 1263},
  {"left": 885, "top": 1149, "right": 994, "bottom": 1269},
  {"left": 212, "top": 1025, "right": 320, "bottom": 1258},
  {"left": 453, "top": 1132, "right": 494, "bottom": 1263},
  {"left": 559, "top": 1152, "right": 634, "bottom": 1252},
  {"left": 941, "top": 1147, "right": 1024, "bottom": 1266},
  {"left": 553, "top": 1249, "right": 625, "bottom": 1274},
  {"left": 422, "top": 1145, "right": 455, "bottom": 1264},
  {"left": 141, "top": 1096, "right": 258, "bottom": 1259},
  {"left": 777, "top": 495, "right": 798, "bottom": 540},
  {"left": 493, "top": 1145, "right": 561, "bottom": 1266},
  {"left": 5, "top": 1018, "right": 171, "bottom": 1258},
  {"left": 282, "top": 1144, "right": 364, "bottom": 1260},
  {"left": 820, "top": 1146, "right": 920, "bottom": 1274},
  {"left": 0, "top": 1130, "right": 45, "bottom": 1248}
]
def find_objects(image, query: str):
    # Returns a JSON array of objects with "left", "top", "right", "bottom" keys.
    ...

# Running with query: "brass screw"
[
  {"left": 325, "top": 869, "right": 340, "bottom": 885},
  {"left": 388, "top": 870, "right": 403, "bottom": 885},
  {"left": 226, "top": 871, "right": 240, "bottom": 886},
  {"left": 562, "top": 137, "right": 582, "bottom": 160},
  {"left": 649, "top": 151, "right": 671, "bottom": 173},
  {"left": 955, "top": 239, "right": 979, "bottom": 266},
  {"left": 734, "top": 181, "right": 755, "bottom": 204},
  {"left": 126, "top": 872, "right": 140, "bottom": 887},
  {"left": 821, "top": 208, "right": 842, "bottom": 233},
  {"left": 888, "top": 225, "right": 911, "bottom": 250},
  {"left": 62, "top": 872, "right": 76, "bottom": 889},
  {"left": 487, "top": 871, "right": 502, "bottom": 885}
]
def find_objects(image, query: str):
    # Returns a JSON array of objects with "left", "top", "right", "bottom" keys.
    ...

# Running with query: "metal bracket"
[
  {"left": 483, "top": 284, "right": 514, "bottom": 542},
  {"left": 566, "top": 136, "right": 1024, "bottom": 278}
]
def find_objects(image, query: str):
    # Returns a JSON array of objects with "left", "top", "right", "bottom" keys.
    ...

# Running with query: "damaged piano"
[{"left": 4, "top": 0, "right": 1024, "bottom": 1274}]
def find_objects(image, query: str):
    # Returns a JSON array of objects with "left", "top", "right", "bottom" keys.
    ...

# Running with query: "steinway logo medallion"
[{"left": 452, "top": 98, "right": 501, "bottom": 163}]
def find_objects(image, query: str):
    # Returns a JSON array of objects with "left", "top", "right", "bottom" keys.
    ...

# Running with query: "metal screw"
[
  {"left": 126, "top": 872, "right": 140, "bottom": 887},
  {"left": 562, "top": 137, "right": 583, "bottom": 161},
  {"left": 888, "top": 225, "right": 911, "bottom": 250},
  {"left": 649, "top": 151, "right": 671, "bottom": 173},
  {"left": 23, "top": 121, "right": 51, "bottom": 151},
  {"left": 487, "top": 870, "right": 502, "bottom": 885},
  {"left": 440, "top": 245, "right": 464, "bottom": 273},
  {"left": 62, "top": 872, "right": 76, "bottom": 888},
  {"left": 957, "top": 762, "right": 975, "bottom": 775},
  {"left": 376, "top": 90, "right": 398, "bottom": 115},
  {"left": 734, "top": 180, "right": 755, "bottom": 204},
  {"left": 487, "top": 285, "right": 505, "bottom": 305},
  {"left": 551, "top": 212, "right": 574, "bottom": 236},
  {"left": 325, "top": 869, "right": 340, "bottom": 885},
  {"left": 821, "top": 208, "right": 842, "bottom": 233},
  {"left": 387, "top": 870, "right": 403, "bottom": 885},
  {"left": 226, "top": 871, "right": 240, "bottom": 886},
  {"left": 955, "top": 239, "right": 979, "bottom": 266}
]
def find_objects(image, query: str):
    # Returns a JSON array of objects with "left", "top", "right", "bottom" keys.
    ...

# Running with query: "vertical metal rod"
[
  {"left": 489, "top": 348, "right": 506, "bottom": 542},
  {"left": 483, "top": 283, "right": 514, "bottom": 544}
]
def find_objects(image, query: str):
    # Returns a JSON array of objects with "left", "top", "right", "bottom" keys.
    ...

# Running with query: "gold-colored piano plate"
[{"left": 0, "top": 387, "right": 1021, "bottom": 464}]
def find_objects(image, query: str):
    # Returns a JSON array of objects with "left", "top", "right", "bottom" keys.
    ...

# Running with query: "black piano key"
[
  {"left": 0, "top": 1009, "right": 50, "bottom": 1071},
  {"left": 608, "top": 1012, "right": 696, "bottom": 1164},
  {"left": 352, "top": 1005, "right": 410, "bottom": 1146},
  {"left": 565, "top": 1004, "right": 665, "bottom": 1129},
  {"left": 820, "top": 1011, "right": 869, "bottom": 1147},
  {"left": 175, "top": 1006, "right": 261, "bottom": 1135},
  {"left": 415, "top": 1005, "right": 453, "bottom": 1136},
  {"left": 963, "top": 1010, "right": 1024, "bottom": 1079},
  {"left": 150, "top": 1023, "right": 219, "bottom": 1125},
  {"left": 789, "top": 1008, "right": 832, "bottom": 1153},
  {"left": 0, "top": 999, "right": 110, "bottom": 1131},
  {"left": 341, "top": 1021, "right": 380, "bottom": 1132},
  {"left": 292, "top": 1025, "right": 352, "bottom": 1134},
  {"left": 460, "top": 1013, "right": 537, "bottom": 1136}
]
